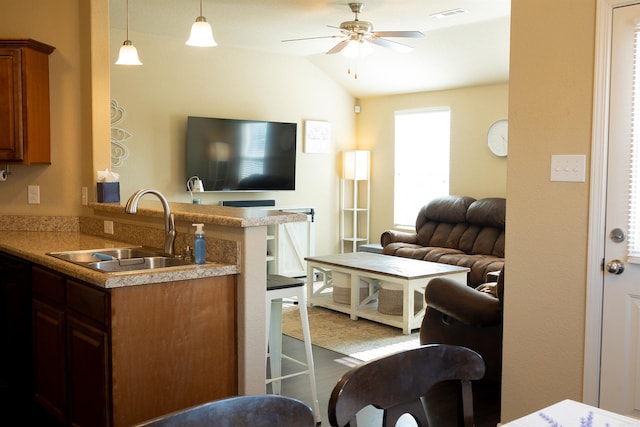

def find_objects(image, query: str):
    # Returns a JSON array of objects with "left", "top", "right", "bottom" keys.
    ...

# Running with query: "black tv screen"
[{"left": 186, "top": 116, "right": 297, "bottom": 192}]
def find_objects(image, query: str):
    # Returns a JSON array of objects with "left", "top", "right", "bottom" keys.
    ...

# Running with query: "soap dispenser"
[{"left": 192, "top": 223, "right": 206, "bottom": 264}]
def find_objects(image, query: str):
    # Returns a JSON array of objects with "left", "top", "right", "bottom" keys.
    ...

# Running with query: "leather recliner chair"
[{"left": 420, "top": 267, "right": 504, "bottom": 426}]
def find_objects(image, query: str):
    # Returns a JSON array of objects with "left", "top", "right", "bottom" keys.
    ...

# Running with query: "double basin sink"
[{"left": 48, "top": 247, "right": 193, "bottom": 273}]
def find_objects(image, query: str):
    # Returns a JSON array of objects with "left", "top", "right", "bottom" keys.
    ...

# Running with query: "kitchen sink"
[
  {"left": 47, "top": 247, "right": 194, "bottom": 273},
  {"left": 49, "top": 247, "right": 159, "bottom": 263},
  {"left": 86, "top": 256, "right": 191, "bottom": 272}
]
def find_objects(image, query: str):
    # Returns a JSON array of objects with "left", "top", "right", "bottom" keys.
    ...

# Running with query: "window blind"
[{"left": 628, "top": 22, "right": 640, "bottom": 262}]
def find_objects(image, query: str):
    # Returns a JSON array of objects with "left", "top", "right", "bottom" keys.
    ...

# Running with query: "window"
[
  {"left": 628, "top": 23, "right": 640, "bottom": 262},
  {"left": 394, "top": 108, "right": 451, "bottom": 228}
]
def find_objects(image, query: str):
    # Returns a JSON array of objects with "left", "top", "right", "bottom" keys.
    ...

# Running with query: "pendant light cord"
[{"left": 125, "top": 0, "right": 130, "bottom": 40}]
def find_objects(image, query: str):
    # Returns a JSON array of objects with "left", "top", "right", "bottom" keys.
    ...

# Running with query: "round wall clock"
[{"left": 487, "top": 119, "right": 508, "bottom": 157}]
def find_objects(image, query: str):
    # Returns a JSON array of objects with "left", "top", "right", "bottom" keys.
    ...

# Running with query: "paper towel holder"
[{"left": 0, "top": 164, "right": 11, "bottom": 182}]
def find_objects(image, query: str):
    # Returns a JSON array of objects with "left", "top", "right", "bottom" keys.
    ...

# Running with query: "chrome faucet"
[{"left": 125, "top": 189, "right": 176, "bottom": 256}]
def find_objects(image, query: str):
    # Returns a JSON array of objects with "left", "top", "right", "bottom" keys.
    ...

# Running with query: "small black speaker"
[{"left": 221, "top": 200, "right": 276, "bottom": 207}]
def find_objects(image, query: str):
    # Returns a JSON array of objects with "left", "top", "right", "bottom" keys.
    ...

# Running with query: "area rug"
[{"left": 282, "top": 305, "right": 420, "bottom": 362}]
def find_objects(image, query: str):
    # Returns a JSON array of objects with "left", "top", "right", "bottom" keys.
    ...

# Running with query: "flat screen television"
[{"left": 186, "top": 116, "right": 297, "bottom": 192}]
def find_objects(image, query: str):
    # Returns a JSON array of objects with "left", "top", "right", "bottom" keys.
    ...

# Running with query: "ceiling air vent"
[{"left": 430, "top": 8, "right": 467, "bottom": 19}]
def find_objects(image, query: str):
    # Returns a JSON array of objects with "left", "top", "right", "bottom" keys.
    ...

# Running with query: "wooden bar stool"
[{"left": 266, "top": 274, "right": 320, "bottom": 423}]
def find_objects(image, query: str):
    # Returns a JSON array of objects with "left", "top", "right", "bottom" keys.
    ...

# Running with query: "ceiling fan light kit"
[
  {"left": 342, "top": 38, "right": 373, "bottom": 59},
  {"left": 186, "top": 0, "right": 218, "bottom": 47}
]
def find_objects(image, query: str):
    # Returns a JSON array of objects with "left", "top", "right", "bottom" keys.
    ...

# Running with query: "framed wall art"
[{"left": 304, "top": 120, "right": 331, "bottom": 154}]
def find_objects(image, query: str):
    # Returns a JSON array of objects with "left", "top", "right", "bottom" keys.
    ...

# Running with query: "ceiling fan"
[{"left": 282, "top": 2, "right": 424, "bottom": 57}]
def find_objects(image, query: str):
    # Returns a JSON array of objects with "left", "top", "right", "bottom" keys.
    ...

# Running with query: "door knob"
[{"left": 606, "top": 259, "right": 625, "bottom": 275}]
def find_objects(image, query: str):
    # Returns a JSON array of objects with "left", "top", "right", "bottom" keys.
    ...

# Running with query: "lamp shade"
[
  {"left": 186, "top": 17, "right": 217, "bottom": 47},
  {"left": 115, "top": 41, "right": 142, "bottom": 65},
  {"left": 343, "top": 150, "right": 370, "bottom": 180}
]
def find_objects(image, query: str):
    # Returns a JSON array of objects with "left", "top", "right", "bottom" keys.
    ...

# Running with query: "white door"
[{"left": 600, "top": 2, "right": 640, "bottom": 418}]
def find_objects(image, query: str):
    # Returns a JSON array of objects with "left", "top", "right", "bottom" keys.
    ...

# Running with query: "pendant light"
[
  {"left": 115, "top": 0, "right": 142, "bottom": 65},
  {"left": 186, "top": 0, "right": 218, "bottom": 47}
]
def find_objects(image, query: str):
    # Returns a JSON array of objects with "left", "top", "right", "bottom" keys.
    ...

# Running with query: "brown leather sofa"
[{"left": 380, "top": 195, "right": 505, "bottom": 286}]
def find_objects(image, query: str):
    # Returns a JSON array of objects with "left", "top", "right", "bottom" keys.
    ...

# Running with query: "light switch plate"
[{"left": 550, "top": 154, "right": 586, "bottom": 182}]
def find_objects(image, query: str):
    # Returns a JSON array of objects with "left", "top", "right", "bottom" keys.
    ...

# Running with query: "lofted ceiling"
[{"left": 110, "top": 0, "right": 511, "bottom": 98}]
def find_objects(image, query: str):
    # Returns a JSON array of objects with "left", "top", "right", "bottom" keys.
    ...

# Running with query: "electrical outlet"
[
  {"left": 104, "top": 220, "right": 114, "bottom": 235},
  {"left": 28, "top": 185, "right": 40, "bottom": 204},
  {"left": 81, "top": 186, "right": 88, "bottom": 206}
]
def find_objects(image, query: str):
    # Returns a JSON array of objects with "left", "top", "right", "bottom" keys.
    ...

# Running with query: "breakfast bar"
[{"left": 0, "top": 202, "right": 307, "bottom": 426}]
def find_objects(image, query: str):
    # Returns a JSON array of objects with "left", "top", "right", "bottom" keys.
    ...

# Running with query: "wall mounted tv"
[{"left": 186, "top": 116, "right": 297, "bottom": 192}]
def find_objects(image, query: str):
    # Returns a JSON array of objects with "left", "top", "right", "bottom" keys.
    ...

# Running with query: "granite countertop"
[
  {"left": 91, "top": 200, "right": 308, "bottom": 227},
  {"left": 0, "top": 231, "right": 238, "bottom": 289}
]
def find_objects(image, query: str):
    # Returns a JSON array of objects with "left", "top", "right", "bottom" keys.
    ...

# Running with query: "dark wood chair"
[
  {"left": 134, "top": 394, "right": 315, "bottom": 427},
  {"left": 328, "top": 344, "right": 485, "bottom": 427}
]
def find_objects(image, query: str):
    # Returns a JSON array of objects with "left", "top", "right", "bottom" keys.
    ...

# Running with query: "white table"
[
  {"left": 305, "top": 252, "right": 469, "bottom": 334},
  {"left": 502, "top": 399, "right": 639, "bottom": 426}
]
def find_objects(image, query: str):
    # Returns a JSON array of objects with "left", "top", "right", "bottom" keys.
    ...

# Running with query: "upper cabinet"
[{"left": 0, "top": 39, "right": 54, "bottom": 164}]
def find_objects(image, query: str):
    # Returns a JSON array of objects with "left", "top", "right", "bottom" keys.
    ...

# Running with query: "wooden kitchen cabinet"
[
  {"left": 30, "top": 264, "right": 237, "bottom": 427},
  {"left": 32, "top": 297, "right": 67, "bottom": 424},
  {"left": 66, "top": 278, "right": 110, "bottom": 427},
  {"left": 67, "top": 316, "right": 109, "bottom": 427},
  {"left": 32, "top": 266, "right": 75, "bottom": 426},
  {"left": 0, "top": 252, "right": 32, "bottom": 420},
  {"left": 0, "top": 39, "right": 55, "bottom": 164}
]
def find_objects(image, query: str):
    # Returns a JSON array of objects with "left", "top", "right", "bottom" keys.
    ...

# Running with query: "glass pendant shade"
[
  {"left": 115, "top": 0, "right": 142, "bottom": 65},
  {"left": 186, "top": 16, "right": 217, "bottom": 47},
  {"left": 115, "top": 40, "right": 142, "bottom": 65}
]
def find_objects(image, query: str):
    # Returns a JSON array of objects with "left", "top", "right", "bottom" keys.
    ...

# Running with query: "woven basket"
[
  {"left": 333, "top": 286, "right": 370, "bottom": 305},
  {"left": 332, "top": 271, "right": 376, "bottom": 305},
  {"left": 378, "top": 287, "right": 424, "bottom": 316}
]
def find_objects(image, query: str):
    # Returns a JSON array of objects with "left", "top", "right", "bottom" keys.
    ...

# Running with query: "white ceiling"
[{"left": 111, "top": 0, "right": 511, "bottom": 98}]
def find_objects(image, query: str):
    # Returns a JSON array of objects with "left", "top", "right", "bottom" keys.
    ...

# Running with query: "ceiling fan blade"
[
  {"left": 326, "top": 39, "right": 350, "bottom": 55},
  {"left": 373, "top": 30, "right": 424, "bottom": 38},
  {"left": 368, "top": 37, "right": 413, "bottom": 53},
  {"left": 282, "top": 35, "right": 342, "bottom": 42}
]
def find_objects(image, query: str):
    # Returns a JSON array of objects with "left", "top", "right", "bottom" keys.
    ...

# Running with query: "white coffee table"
[{"left": 305, "top": 252, "right": 469, "bottom": 334}]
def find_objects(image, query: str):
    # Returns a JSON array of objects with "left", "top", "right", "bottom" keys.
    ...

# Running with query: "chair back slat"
[{"left": 328, "top": 344, "right": 485, "bottom": 427}]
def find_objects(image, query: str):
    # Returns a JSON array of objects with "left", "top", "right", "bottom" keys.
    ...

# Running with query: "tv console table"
[{"left": 305, "top": 252, "right": 469, "bottom": 334}]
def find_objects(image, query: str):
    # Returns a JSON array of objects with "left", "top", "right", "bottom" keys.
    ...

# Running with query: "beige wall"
[
  {"left": 109, "top": 31, "right": 356, "bottom": 256},
  {"left": 502, "top": 0, "right": 595, "bottom": 421},
  {"left": 2, "top": 0, "right": 605, "bottom": 422},
  {"left": 0, "top": 0, "right": 94, "bottom": 217},
  {"left": 358, "top": 83, "right": 508, "bottom": 240}
]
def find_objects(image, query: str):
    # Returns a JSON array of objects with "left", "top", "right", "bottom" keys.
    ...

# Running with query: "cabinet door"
[
  {"left": 67, "top": 316, "right": 109, "bottom": 427},
  {"left": 32, "top": 299, "right": 66, "bottom": 424},
  {"left": 0, "top": 48, "right": 22, "bottom": 160},
  {"left": 0, "top": 252, "right": 31, "bottom": 417},
  {"left": 276, "top": 219, "right": 314, "bottom": 277}
]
